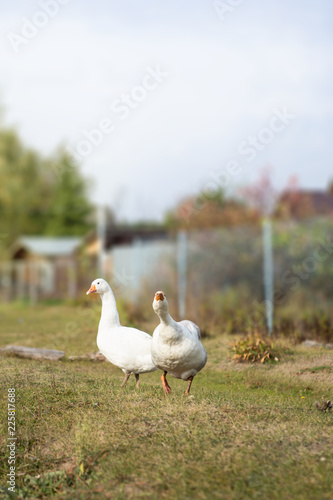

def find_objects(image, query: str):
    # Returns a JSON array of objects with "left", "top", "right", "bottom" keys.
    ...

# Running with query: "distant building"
[
  {"left": 0, "top": 236, "right": 82, "bottom": 302},
  {"left": 0, "top": 228, "right": 172, "bottom": 302},
  {"left": 276, "top": 190, "right": 333, "bottom": 219},
  {"left": 12, "top": 236, "right": 82, "bottom": 260},
  {"left": 84, "top": 225, "right": 171, "bottom": 294}
]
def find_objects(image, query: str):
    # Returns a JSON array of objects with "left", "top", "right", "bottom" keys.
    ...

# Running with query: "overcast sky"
[{"left": 1, "top": 0, "right": 332, "bottom": 221}]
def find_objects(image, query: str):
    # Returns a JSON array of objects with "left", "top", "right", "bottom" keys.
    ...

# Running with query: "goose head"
[
  {"left": 153, "top": 291, "right": 169, "bottom": 315},
  {"left": 86, "top": 278, "right": 110, "bottom": 296}
]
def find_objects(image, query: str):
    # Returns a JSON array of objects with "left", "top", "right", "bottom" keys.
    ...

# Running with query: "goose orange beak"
[
  {"left": 155, "top": 291, "right": 165, "bottom": 301},
  {"left": 86, "top": 284, "right": 97, "bottom": 295}
]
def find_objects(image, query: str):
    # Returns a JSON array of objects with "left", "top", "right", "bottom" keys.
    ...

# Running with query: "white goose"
[
  {"left": 151, "top": 291, "right": 207, "bottom": 395},
  {"left": 86, "top": 279, "right": 157, "bottom": 388}
]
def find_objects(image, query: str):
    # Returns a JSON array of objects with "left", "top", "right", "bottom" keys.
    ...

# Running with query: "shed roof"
[
  {"left": 13, "top": 237, "right": 82, "bottom": 258},
  {"left": 277, "top": 190, "right": 333, "bottom": 218}
]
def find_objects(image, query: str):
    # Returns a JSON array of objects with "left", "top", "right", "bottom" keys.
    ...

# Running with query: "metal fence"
[
  {"left": 1, "top": 217, "right": 332, "bottom": 333},
  {"left": 107, "top": 217, "right": 333, "bottom": 332}
]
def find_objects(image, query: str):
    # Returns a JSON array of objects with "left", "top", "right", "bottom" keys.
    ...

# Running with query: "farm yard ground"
[{"left": 0, "top": 303, "right": 333, "bottom": 499}]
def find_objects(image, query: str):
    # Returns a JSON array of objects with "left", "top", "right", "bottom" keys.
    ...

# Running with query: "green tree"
[
  {"left": 45, "top": 150, "right": 94, "bottom": 236},
  {"left": 0, "top": 128, "right": 48, "bottom": 244},
  {"left": 0, "top": 125, "right": 93, "bottom": 253},
  {"left": 165, "top": 187, "right": 259, "bottom": 229}
]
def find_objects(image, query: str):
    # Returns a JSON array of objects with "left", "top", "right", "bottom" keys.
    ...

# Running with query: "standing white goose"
[
  {"left": 86, "top": 278, "right": 157, "bottom": 388},
  {"left": 151, "top": 291, "right": 207, "bottom": 395}
]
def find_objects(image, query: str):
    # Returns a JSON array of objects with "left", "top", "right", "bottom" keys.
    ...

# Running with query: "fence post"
[
  {"left": 16, "top": 261, "right": 25, "bottom": 300},
  {"left": 68, "top": 259, "right": 77, "bottom": 299},
  {"left": 262, "top": 218, "right": 274, "bottom": 335},
  {"left": 2, "top": 262, "right": 12, "bottom": 301},
  {"left": 132, "top": 238, "right": 143, "bottom": 292},
  {"left": 97, "top": 205, "right": 107, "bottom": 277},
  {"left": 29, "top": 261, "right": 37, "bottom": 305},
  {"left": 177, "top": 231, "right": 187, "bottom": 319}
]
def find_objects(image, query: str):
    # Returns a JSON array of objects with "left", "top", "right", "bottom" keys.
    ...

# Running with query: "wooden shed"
[{"left": 0, "top": 236, "right": 82, "bottom": 302}]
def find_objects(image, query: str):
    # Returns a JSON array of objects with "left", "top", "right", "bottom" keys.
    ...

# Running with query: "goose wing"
[{"left": 178, "top": 320, "right": 201, "bottom": 340}]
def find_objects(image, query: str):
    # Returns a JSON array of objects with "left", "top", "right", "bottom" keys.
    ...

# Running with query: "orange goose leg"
[
  {"left": 122, "top": 373, "right": 131, "bottom": 388},
  {"left": 184, "top": 376, "right": 194, "bottom": 396},
  {"left": 161, "top": 371, "right": 172, "bottom": 394}
]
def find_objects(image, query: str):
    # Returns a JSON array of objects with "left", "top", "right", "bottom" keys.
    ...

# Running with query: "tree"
[
  {"left": 0, "top": 125, "right": 94, "bottom": 253},
  {"left": 328, "top": 180, "right": 333, "bottom": 195},
  {"left": 0, "top": 128, "right": 48, "bottom": 244},
  {"left": 238, "top": 167, "right": 277, "bottom": 217},
  {"left": 165, "top": 188, "right": 259, "bottom": 229},
  {"left": 45, "top": 150, "right": 94, "bottom": 236}
]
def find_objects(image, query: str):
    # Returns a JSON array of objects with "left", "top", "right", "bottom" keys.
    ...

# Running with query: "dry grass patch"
[{"left": 229, "top": 335, "right": 280, "bottom": 363}]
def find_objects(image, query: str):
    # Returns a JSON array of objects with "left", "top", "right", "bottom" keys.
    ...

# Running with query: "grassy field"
[{"left": 0, "top": 302, "right": 333, "bottom": 499}]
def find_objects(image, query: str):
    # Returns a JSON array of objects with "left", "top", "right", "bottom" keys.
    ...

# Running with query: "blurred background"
[{"left": 0, "top": 0, "right": 332, "bottom": 340}]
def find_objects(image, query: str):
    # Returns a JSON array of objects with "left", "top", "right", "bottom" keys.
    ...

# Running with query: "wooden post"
[
  {"left": 29, "top": 261, "right": 37, "bottom": 305},
  {"left": 16, "top": 261, "right": 25, "bottom": 300},
  {"left": 68, "top": 259, "right": 77, "bottom": 299},
  {"left": 3, "top": 262, "right": 12, "bottom": 301}
]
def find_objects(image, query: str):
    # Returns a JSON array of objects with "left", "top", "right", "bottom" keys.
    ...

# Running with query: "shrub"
[{"left": 229, "top": 335, "right": 279, "bottom": 363}]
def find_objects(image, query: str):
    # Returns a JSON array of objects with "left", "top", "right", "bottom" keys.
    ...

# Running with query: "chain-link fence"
[{"left": 1, "top": 217, "right": 332, "bottom": 338}]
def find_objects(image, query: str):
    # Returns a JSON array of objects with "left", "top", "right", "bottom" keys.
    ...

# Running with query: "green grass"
[{"left": 1, "top": 303, "right": 333, "bottom": 499}]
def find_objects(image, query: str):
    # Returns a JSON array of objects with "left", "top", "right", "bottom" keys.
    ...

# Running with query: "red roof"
[{"left": 277, "top": 190, "right": 333, "bottom": 218}]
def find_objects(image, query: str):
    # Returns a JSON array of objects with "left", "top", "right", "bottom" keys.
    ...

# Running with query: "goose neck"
[
  {"left": 100, "top": 290, "right": 120, "bottom": 326},
  {"left": 159, "top": 310, "right": 175, "bottom": 327}
]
